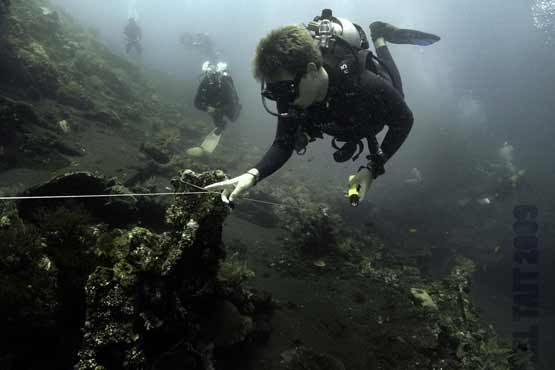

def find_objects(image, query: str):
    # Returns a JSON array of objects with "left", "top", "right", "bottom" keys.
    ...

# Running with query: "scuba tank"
[
  {"left": 304, "top": 9, "right": 394, "bottom": 164},
  {"left": 307, "top": 9, "right": 368, "bottom": 52}
]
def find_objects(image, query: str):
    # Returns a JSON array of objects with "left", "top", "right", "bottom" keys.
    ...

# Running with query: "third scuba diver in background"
[
  {"left": 186, "top": 61, "right": 242, "bottom": 157},
  {"left": 206, "top": 9, "right": 440, "bottom": 206},
  {"left": 124, "top": 17, "right": 142, "bottom": 55}
]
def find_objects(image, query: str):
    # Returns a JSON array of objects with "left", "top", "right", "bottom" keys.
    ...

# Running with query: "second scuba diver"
[
  {"left": 206, "top": 9, "right": 440, "bottom": 206},
  {"left": 187, "top": 61, "right": 241, "bottom": 156}
]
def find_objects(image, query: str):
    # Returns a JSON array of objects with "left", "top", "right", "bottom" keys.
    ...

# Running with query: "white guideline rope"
[
  {"left": 0, "top": 180, "right": 306, "bottom": 210},
  {"left": 0, "top": 191, "right": 211, "bottom": 201}
]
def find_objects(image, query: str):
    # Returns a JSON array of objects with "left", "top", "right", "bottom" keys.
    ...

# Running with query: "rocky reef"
[
  {"left": 0, "top": 0, "right": 247, "bottom": 184},
  {"left": 0, "top": 170, "right": 274, "bottom": 370}
]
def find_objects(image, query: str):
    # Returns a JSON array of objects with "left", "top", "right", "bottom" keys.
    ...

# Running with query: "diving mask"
[{"left": 260, "top": 73, "right": 305, "bottom": 118}]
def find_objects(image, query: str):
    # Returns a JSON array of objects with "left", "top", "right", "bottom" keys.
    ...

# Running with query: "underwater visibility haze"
[{"left": 0, "top": 0, "right": 554, "bottom": 369}]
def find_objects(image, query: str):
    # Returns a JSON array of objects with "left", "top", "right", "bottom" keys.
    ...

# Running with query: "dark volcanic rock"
[
  {"left": 0, "top": 96, "right": 49, "bottom": 168},
  {"left": 76, "top": 169, "right": 273, "bottom": 370},
  {"left": 17, "top": 171, "right": 166, "bottom": 228},
  {"left": 140, "top": 142, "right": 170, "bottom": 164},
  {"left": 56, "top": 83, "right": 95, "bottom": 110},
  {"left": 124, "top": 160, "right": 176, "bottom": 187},
  {"left": 83, "top": 109, "right": 123, "bottom": 127},
  {"left": 3, "top": 169, "right": 275, "bottom": 370}
]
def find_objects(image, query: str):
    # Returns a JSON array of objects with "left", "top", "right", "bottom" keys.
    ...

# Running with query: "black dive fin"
[{"left": 386, "top": 29, "right": 441, "bottom": 46}]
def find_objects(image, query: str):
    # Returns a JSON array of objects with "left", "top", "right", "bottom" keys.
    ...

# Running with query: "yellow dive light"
[
  {"left": 347, "top": 168, "right": 373, "bottom": 207},
  {"left": 348, "top": 175, "right": 361, "bottom": 207}
]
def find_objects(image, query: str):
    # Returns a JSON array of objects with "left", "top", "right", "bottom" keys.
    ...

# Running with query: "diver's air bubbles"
[
  {"left": 128, "top": 0, "right": 139, "bottom": 21},
  {"left": 457, "top": 93, "right": 486, "bottom": 125},
  {"left": 532, "top": 0, "right": 555, "bottom": 44},
  {"left": 498, "top": 141, "right": 516, "bottom": 175}
]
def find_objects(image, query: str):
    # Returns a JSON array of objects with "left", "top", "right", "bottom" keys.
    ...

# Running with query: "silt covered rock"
[{"left": 1, "top": 169, "right": 275, "bottom": 370}]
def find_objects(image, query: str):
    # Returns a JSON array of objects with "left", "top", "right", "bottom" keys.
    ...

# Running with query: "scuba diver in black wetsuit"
[
  {"left": 124, "top": 17, "right": 142, "bottom": 55},
  {"left": 186, "top": 61, "right": 241, "bottom": 156},
  {"left": 206, "top": 9, "right": 440, "bottom": 206}
]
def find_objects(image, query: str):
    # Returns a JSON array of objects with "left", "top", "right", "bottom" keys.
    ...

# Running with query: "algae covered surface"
[{"left": 1, "top": 170, "right": 274, "bottom": 370}]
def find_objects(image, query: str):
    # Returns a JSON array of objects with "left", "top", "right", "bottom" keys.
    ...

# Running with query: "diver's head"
[
  {"left": 253, "top": 25, "right": 328, "bottom": 116},
  {"left": 263, "top": 66, "right": 327, "bottom": 109},
  {"left": 201, "top": 61, "right": 220, "bottom": 82}
]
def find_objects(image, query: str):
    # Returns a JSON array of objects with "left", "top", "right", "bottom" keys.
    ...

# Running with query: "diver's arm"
[
  {"left": 204, "top": 113, "right": 299, "bottom": 202},
  {"left": 380, "top": 100, "right": 413, "bottom": 160},
  {"left": 361, "top": 72, "right": 414, "bottom": 161},
  {"left": 254, "top": 116, "right": 299, "bottom": 181},
  {"left": 222, "top": 77, "right": 240, "bottom": 115},
  {"left": 228, "top": 78, "right": 240, "bottom": 107},
  {"left": 194, "top": 78, "right": 209, "bottom": 111}
]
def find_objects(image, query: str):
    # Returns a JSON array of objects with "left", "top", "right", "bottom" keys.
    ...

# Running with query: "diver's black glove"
[
  {"left": 293, "top": 128, "right": 312, "bottom": 154},
  {"left": 367, "top": 150, "right": 387, "bottom": 179}
]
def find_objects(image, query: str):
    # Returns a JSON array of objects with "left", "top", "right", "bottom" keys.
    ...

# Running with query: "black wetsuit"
[
  {"left": 124, "top": 22, "right": 142, "bottom": 55},
  {"left": 194, "top": 74, "right": 241, "bottom": 133},
  {"left": 255, "top": 45, "right": 413, "bottom": 181}
]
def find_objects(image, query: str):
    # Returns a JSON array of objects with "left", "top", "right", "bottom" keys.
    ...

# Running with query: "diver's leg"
[
  {"left": 370, "top": 22, "right": 440, "bottom": 46},
  {"left": 212, "top": 111, "right": 226, "bottom": 135},
  {"left": 373, "top": 38, "right": 404, "bottom": 97},
  {"left": 370, "top": 22, "right": 440, "bottom": 97}
]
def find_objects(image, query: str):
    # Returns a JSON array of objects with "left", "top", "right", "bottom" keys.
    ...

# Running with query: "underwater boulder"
[
  {"left": 76, "top": 169, "right": 274, "bottom": 370},
  {"left": 56, "top": 80, "right": 94, "bottom": 110},
  {"left": 17, "top": 42, "right": 61, "bottom": 96},
  {"left": 16, "top": 171, "right": 166, "bottom": 228},
  {"left": 410, "top": 288, "right": 438, "bottom": 310},
  {"left": 203, "top": 300, "right": 255, "bottom": 346},
  {"left": 140, "top": 142, "right": 170, "bottom": 164},
  {"left": 0, "top": 96, "right": 36, "bottom": 163},
  {"left": 83, "top": 109, "right": 123, "bottom": 127},
  {"left": 3, "top": 169, "right": 275, "bottom": 370}
]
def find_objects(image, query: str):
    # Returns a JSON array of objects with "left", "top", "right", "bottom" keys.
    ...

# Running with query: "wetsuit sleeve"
[
  {"left": 222, "top": 77, "right": 240, "bottom": 121},
  {"left": 380, "top": 97, "right": 413, "bottom": 161},
  {"left": 194, "top": 77, "right": 209, "bottom": 111},
  {"left": 360, "top": 72, "right": 413, "bottom": 161},
  {"left": 254, "top": 104, "right": 300, "bottom": 181}
]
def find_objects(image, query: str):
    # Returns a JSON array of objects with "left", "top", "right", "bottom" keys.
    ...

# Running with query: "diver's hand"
[
  {"left": 207, "top": 106, "right": 216, "bottom": 114},
  {"left": 368, "top": 151, "right": 387, "bottom": 179},
  {"left": 204, "top": 169, "right": 259, "bottom": 204}
]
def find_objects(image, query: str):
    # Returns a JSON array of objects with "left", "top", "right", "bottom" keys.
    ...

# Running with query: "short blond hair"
[{"left": 252, "top": 24, "right": 323, "bottom": 81}]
